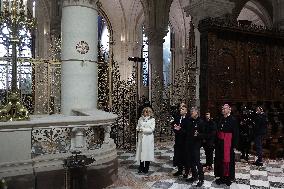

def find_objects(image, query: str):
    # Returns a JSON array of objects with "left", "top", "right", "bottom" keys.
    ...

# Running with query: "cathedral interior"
[{"left": 0, "top": 0, "right": 284, "bottom": 188}]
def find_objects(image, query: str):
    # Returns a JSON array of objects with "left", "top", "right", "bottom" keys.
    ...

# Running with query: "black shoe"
[
  {"left": 183, "top": 174, "right": 188, "bottom": 179},
  {"left": 186, "top": 177, "right": 197, "bottom": 183},
  {"left": 215, "top": 178, "right": 224, "bottom": 185},
  {"left": 173, "top": 171, "right": 182, "bottom": 176},
  {"left": 196, "top": 180, "right": 204, "bottom": 187},
  {"left": 225, "top": 180, "right": 232, "bottom": 186}
]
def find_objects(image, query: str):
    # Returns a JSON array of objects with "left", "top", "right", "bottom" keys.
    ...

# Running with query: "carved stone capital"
[
  {"left": 144, "top": 28, "right": 168, "bottom": 45},
  {"left": 183, "top": 0, "right": 235, "bottom": 25},
  {"left": 62, "top": 0, "right": 98, "bottom": 10},
  {"left": 141, "top": 0, "right": 172, "bottom": 43}
]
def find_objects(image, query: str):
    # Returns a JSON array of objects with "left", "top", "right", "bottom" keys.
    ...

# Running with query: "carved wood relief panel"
[{"left": 199, "top": 18, "right": 284, "bottom": 116}]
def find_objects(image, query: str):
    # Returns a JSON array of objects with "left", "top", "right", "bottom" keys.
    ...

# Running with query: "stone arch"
[
  {"left": 233, "top": 0, "right": 273, "bottom": 25},
  {"left": 169, "top": 0, "right": 192, "bottom": 71},
  {"left": 237, "top": 0, "right": 273, "bottom": 27}
]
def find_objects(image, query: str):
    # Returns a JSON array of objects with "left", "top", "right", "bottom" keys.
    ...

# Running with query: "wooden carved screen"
[{"left": 199, "top": 18, "right": 284, "bottom": 117}]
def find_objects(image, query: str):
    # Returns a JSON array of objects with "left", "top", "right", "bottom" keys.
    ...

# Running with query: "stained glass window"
[
  {"left": 142, "top": 28, "right": 149, "bottom": 86},
  {"left": 163, "top": 26, "right": 171, "bottom": 86},
  {"left": 98, "top": 15, "right": 109, "bottom": 62},
  {"left": 0, "top": 24, "right": 32, "bottom": 94}
]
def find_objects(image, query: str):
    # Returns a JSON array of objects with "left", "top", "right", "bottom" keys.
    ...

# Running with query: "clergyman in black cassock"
[
  {"left": 172, "top": 104, "right": 189, "bottom": 178},
  {"left": 214, "top": 104, "right": 239, "bottom": 186}
]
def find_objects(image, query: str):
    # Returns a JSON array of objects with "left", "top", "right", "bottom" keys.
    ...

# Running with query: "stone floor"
[{"left": 106, "top": 142, "right": 284, "bottom": 189}]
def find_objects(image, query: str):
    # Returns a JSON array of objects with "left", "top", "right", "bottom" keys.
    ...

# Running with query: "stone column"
[
  {"left": 145, "top": 30, "right": 167, "bottom": 108},
  {"left": 140, "top": 0, "right": 173, "bottom": 111},
  {"left": 61, "top": 0, "right": 98, "bottom": 115},
  {"left": 183, "top": 0, "right": 235, "bottom": 107},
  {"left": 274, "top": 1, "right": 284, "bottom": 30}
]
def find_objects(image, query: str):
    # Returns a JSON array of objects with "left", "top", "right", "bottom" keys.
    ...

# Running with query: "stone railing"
[{"left": 0, "top": 109, "right": 117, "bottom": 179}]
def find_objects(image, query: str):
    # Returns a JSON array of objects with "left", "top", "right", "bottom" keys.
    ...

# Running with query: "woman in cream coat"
[{"left": 135, "top": 107, "right": 155, "bottom": 173}]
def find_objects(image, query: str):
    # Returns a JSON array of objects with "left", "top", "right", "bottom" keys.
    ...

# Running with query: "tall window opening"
[
  {"left": 0, "top": 23, "right": 33, "bottom": 98},
  {"left": 142, "top": 27, "right": 149, "bottom": 86},
  {"left": 163, "top": 26, "right": 171, "bottom": 86},
  {"left": 98, "top": 15, "right": 109, "bottom": 62}
]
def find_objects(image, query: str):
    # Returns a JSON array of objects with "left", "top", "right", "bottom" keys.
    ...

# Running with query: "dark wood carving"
[
  {"left": 199, "top": 17, "right": 284, "bottom": 117},
  {"left": 199, "top": 17, "right": 284, "bottom": 158}
]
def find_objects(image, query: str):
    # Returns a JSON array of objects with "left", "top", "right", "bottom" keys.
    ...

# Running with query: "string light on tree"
[{"left": 0, "top": 0, "right": 36, "bottom": 121}]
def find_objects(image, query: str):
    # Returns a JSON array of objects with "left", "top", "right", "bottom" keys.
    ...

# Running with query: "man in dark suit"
[
  {"left": 186, "top": 107, "right": 204, "bottom": 187},
  {"left": 172, "top": 104, "right": 189, "bottom": 178},
  {"left": 253, "top": 106, "right": 268, "bottom": 166},
  {"left": 203, "top": 112, "right": 216, "bottom": 170},
  {"left": 239, "top": 108, "right": 254, "bottom": 162}
]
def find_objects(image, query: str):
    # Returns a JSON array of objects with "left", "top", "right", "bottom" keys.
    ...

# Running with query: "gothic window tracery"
[{"left": 0, "top": 22, "right": 33, "bottom": 94}]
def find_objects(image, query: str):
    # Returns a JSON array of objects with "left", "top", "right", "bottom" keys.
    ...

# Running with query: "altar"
[{"left": 0, "top": 109, "right": 118, "bottom": 189}]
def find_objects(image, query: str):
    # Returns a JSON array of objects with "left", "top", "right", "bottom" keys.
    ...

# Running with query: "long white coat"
[{"left": 135, "top": 116, "right": 155, "bottom": 163}]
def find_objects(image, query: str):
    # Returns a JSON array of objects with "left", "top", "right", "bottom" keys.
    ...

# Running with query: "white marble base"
[
  {"left": 0, "top": 128, "right": 32, "bottom": 163},
  {"left": 0, "top": 108, "right": 117, "bottom": 179}
]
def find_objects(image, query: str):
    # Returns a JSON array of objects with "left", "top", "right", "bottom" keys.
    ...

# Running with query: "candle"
[
  {"left": 24, "top": 0, "right": 27, "bottom": 15},
  {"left": 8, "top": 0, "right": 11, "bottom": 12},
  {"left": 17, "top": 0, "right": 20, "bottom": 14},
  {"left": 32, "top": 1, "right": 35, "bottom": 17},
  {"left": 0, "top": 0, "right": 3, "bottom": 12}
]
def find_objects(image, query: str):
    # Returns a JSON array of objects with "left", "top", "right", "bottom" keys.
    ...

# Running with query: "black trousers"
[
  {"left": 204, "top": 143, "right": 214, "bottom": 166},
  {"left": 240, "top": 137, "right": 250, "bottom": 159},
  {"left": 177, "top": 166, "right": 190, "bottom": 175},
  {"left": 139, "top": 161, "right": 150, "bottom": 173},
  {"left": 190, "top": 147, "right": 204, "bottom": 181},
  {"left": 255, "top": 135, "right": 263, "bottom": 162}
]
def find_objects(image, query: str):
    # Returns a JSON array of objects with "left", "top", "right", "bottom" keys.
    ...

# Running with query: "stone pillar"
[
  {"left": 274, "top": 1, "right": 284, "bottom": 30},
  {"left": 183, "top": 0, "right": 235, "bottom": 107},
  {"left": 145, "top": 30, "right": 167, "bottom": 108},
  {"left": 61, "top": 0, "right": 98, "bottom": 115},
  {"left": 140, "top": 0, "right": 173, "bottom": 111}
]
